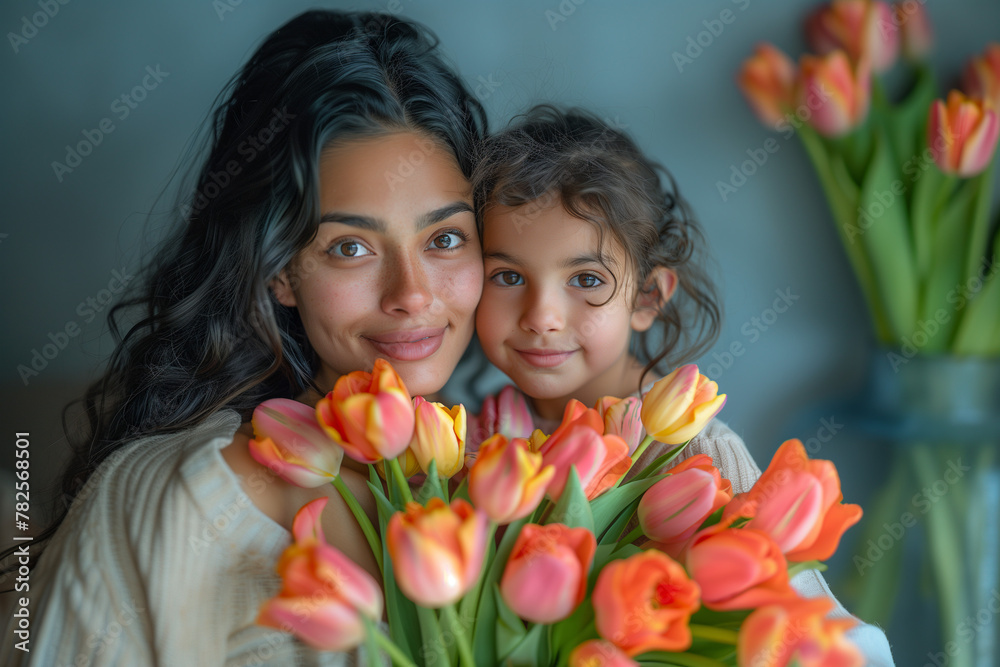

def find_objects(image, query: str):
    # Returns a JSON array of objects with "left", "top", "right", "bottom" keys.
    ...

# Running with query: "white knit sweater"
[{"left": 2, "top": 407, "right": 895, "bottom": 665}]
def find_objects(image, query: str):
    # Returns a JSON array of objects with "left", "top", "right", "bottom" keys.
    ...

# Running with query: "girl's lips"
[
  {"left": 363, "top": 328, "right": 446, "bottom": 362},
  {"left": 515, "top": 348, "right": 577, "bottom": 368}
]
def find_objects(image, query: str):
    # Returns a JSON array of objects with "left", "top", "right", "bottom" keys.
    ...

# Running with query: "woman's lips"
[
  {"left": 515, "top": 348, "right": 577, "bottom": 368},
  {"left": 363, "top": 328, "right": 446, "bottom": 361}
]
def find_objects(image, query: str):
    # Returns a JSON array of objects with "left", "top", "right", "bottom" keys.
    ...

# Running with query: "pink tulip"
[
  {"left": 468, "top": 385, "right": 535, "bottom": 453},
  {"left": 737, "top": 43, "right": 797, "bottom": 127},
  {"left": 248, "top": 398, "right": 344, "bottom": 488},
  {"left": 408, "top": 397, "right": 466, "bottom": 478},
  {"left": 797, "top": 50, "right": 872, "bottom": 137},
  {"left": 539, "top": 424, "right": 631, "bottom": 501},
  {"left": 962, "top": 43, "right": 1000, "bottom": 112},
  {"left": 637, "top": 454, "right": 733, "bottom": 558},
  {"left": 500, "top": 523, "right": 596, "bottom": 624},
  {"left": 639, "top": 365, "right": 726, "bottom": 445},
  {"left": 894, "top": 1, "right": 933, "bottom": 61},
  {"left": 386, "top": 497, "right": 488, "bottom": 608},
  {"left": 569, "top": 640, "right": 639, "bottom": 667},
  {"left": 257, "top": 498, "right": 383, "bottom": 651},
  {"left": 738, "top": 597, "right": 864, "bottom": 667},
  {"left": 805, "top": 0, "right": 899, "bottom": 73},
  {"left": 315, "top": 358, "right": 415, "bottom": 463},
  {"left": 595, "top": 396, "right": 644, "bottom": 456},
  {"left": 468, "top": 433, "right": 555, "bottom": 524},
  {"left": 927, "top": 90, "right": 1000, "bottom": 177}
]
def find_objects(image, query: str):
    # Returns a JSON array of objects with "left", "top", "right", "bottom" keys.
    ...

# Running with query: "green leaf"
[
  {"left": 591, "top": 473, "right": 662, "bottom": 539},
  {"left": 887, "top": 64, "right": 937, "bottom": 175},
  {"left": 472, "top": 515, "right": 531, "bottom": 665},
  {"left": 416, "top": 606, "right": 450, "bottom": 667},
  {"left": 493, "top": 582, "right": 528, "bottom": 659},
  {"left": 856, "top": 128, "right": 919, "bottom": 340},
  {"left": 545, "top": 466, "right": 595, "bottom": 533},
  {"left": 415, "top": 459, "right": 447, "bottom": 504},
  {"left": 963, "top": 159, "right": 996, "bottom": 298}
]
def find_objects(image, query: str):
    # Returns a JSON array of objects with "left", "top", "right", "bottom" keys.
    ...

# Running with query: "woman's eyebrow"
[{"left": 318, "top": 201, "right": 473, "bottom": 232}]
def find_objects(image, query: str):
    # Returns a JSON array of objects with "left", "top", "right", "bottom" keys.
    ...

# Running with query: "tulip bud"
[
  {"left": 539, "top": 424, "right": 631, "bottom": 501},
  {"left": 257, "top": 498, "right": 383, "bottom": 651},
  {"left": 248, "top": 399, "right": 344, "bottom": 488},
  {"left": 639, "top": 365, "right": 726, "bottom": 445},
  {"left": 637, "top": 454, "right": 732, "bottom": 557},
  {"left": 894, "top": 1, "right": 933, "bottom": 61},
  {"left": 407, "top": 397, "right": 466, "bottom": 478},
  {"left": 316, "top": 358, "right": 415, "bottom": 463},
  {"left": 470, "top": 385, "right": 535, "bottom": 452},
  {"left": 595, "top": 396, "right": 644, "bottom": 456},
  {"left": 927, "top": 90, "right": 1000, "bottom": 178},
  {"left": 500, "top": 523, "right": 596, "bottom": 624},
  {"left": 592, "top": 550, "right": 701, "bottom": 656},
  {"left": 386, "top": 497, "right": 488, "bottom": 608},
  {"left": 962, "top": 43, "right": 1000, "bottom": 112},
  {"left": 737, "top": 43, "right": 797, "bottom": 127},
  {"left": 468, "top": 434, "right": 555, "bottom": 524},
  {"left": 805, "top": 0, "right": 899, "bottom": 73},
  {"left": 797, "top": 50, "right": 872, "bottom": 137},
  {"left": 738, "top": 597, "right": 864, "bottom": 667}
]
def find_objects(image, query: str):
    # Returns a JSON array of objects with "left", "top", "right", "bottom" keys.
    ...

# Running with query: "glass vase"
[{"left": 783, "top": 349, "right": 1000, "bottom": 667}]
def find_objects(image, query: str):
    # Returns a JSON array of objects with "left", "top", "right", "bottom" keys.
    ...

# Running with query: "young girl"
[{"left": 470, "top": 105, "right": 895, "bottom": 665}]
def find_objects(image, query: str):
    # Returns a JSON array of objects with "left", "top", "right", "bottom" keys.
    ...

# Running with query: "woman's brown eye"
[
  {"left": 341, "top": 241, "right": 359, "bottom": 256},
  {"left": 434, "top": 234, "right": 452, "bottom": 248}
]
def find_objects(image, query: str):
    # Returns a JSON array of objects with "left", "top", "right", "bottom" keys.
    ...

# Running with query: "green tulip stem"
[
  {"left": 631, "top": 435, "right": 656, "bottom": 467},
  {"left": 363, "top": 615, "right": 418, "bottom": 667},
  {"left": 387, "top": 456, "right": 414, "bottom": 505},
  {"left": 689, "top": 623, "right": 739, "bottom": 646},
  {"left": 332, "top": 475, "right": 383, "bottom": 575},
  {"left": 441, "top": 603, "right": 476, "bottom": 667}
]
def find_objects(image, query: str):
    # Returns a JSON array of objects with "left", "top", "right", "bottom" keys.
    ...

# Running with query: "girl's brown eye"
[
  {"left": 433, "top": 235, "right": 452, "bottom": 248},
  {"left": 571, "top": 273, "right": 603, "bottom": 288}
]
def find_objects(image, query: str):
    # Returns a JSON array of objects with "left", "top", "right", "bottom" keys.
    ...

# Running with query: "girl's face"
[
  {"left": 272, "top": 132, "right": 482, "bottom": 397},
  {"left": 477, "top": 197, "right": 650, "bottom": 419}
]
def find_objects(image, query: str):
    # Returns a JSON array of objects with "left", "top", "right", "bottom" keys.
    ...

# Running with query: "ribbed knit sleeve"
[{"left": 1, "top": 410, "right": 375, "bottom": 666}]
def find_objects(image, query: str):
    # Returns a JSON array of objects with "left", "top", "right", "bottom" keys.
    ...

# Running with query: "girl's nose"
[
  {"left": 518, "top": 286, "right": 565, "bottom": 335},
  {"left": 381, "top": 255, "right": 433, "bottom": 316}
]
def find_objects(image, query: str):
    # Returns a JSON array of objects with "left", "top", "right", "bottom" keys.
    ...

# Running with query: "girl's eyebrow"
[
  {"left": 484, "top": 250, "right": 522, "bottom": 265},
  {"left": 319, "top": 201, "right": 474, "bottom": 232},
  {"left": 562, "top": 253, "right": 603, "bottom": 268}
]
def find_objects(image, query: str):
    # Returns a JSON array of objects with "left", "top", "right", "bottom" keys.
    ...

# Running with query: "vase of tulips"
[
  {"left": 736, "top": 2, "right": 1000, "bottom": 666},
  {"left": 246, "top": 359, "right": 868, "bottom": 666}
]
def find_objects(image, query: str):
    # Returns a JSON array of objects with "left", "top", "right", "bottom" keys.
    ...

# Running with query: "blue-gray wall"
[{"left": 2, "top": 1, "right": 998, "bottom": 658}]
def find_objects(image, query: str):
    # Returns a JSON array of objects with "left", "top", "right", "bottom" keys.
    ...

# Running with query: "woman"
[{"left": 1, "top": 9, "right": 485, "bottom": 665}]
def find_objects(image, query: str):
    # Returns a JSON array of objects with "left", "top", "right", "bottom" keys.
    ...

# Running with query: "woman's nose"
[
  {"left": 518, "top": 286, "right": 564, "bottom": 335},
  {"left": 381, "top": 256, "right": 433, "bottom": 316}
]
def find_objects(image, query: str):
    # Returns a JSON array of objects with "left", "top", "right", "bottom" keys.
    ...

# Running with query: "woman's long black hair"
[{"left": 2, "top": 9, "right": 486, "bottom": 574}]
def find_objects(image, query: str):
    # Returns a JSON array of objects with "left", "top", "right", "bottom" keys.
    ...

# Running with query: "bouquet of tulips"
[
  {"left": 737, "top": 0, "right": 1000, "bottom": 357},
  {"left": 247, "top": 359, "right": 866, "bottom": 666}
]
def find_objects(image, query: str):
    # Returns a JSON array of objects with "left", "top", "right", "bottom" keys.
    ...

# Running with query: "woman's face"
[{"left": 272, "top": 132, "right": 482, "bottom": 396}]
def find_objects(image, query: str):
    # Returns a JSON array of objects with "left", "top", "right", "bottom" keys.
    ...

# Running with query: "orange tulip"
[
  {"left": 797, "top": 50, "right": 871, "bottom": 137},
  {"left": 738, "top": 596, "right": 864, "bottom": 667},
  {"left": 386, "top": 497, "right": 488, "bottom": 608},
  {"left": 468, "top": 433, "right": 555, "bottom": 524},
  {"left": 248, "top": 398, "right": 344, "bottom": 488},
  {"left": 257, "top": 498, "right": 383, "bottom": 651},
  {"left": 637, "top": 454, "right": 733, "bottom": 558},
  {"left": 685, "top": 526, "right": 796, "bottom": 611},
  {"left": 595, "top": 396, "right": 644, "bottom": 456},
  {"left": 724, "top": 440, "right": 862, "bottom": 562},
  {"left": 737, "top": 43, "right": 797, "bottom": 127},
  {"left": 927, "top": 90, "right": 1000, "bottom": 177},
  {"left": 894, "top": 0, "right": 933, "bottom": 61},
  {"left": 500, "top": 523, "right": 596, "bottom": 624},
  {"left": 963, "top": 43, "right": 1000, "bottom": 111},
  {"left": 804, "top": 0, "right": 899, "bottom": 72},
  {"left": 539, "top": 424, "right": 631, "bottom": 501},
  {"left": 569, "top": 640, "right": 639, "bottom": 667},
  {"left": 315, "top": 358, "right": 415, "bottom": 463},
  {"left": 592, "top": 550, "right": 701, "bottom": 656},
  {"left": 640, "top": 365, "right": 726, "bottom": 445},
  {"left": 408, "top": 396, "right": 466, "bottom": 478}
]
